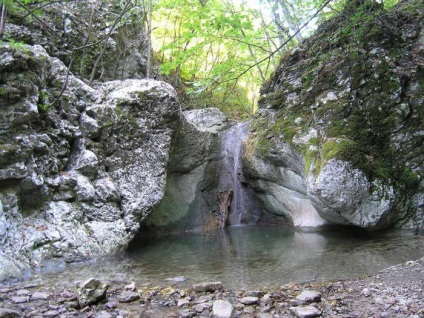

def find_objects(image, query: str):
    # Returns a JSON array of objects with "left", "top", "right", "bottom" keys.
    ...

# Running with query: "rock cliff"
[
  {"left": 0, "top": 43, "right": 179, "bottom": 280},
  {"left": 245, "top": 0, "right": 424, "bottom": 230}
]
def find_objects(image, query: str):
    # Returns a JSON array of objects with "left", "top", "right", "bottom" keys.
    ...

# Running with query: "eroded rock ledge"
[{"left": 0, "top": 43, "right": 180, "bottom": 280}]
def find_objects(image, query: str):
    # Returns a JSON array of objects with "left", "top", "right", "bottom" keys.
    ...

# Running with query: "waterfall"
[{"left": 219, "top": 121, "right": 259, "bottom": 226}]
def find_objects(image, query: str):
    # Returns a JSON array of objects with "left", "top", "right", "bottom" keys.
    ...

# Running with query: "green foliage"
[
  {"left": 37, "top": 90, "right": 49, "bottom": 112},
  {"left": 153, "top": 0, "right": 288, "bottom": 118}
]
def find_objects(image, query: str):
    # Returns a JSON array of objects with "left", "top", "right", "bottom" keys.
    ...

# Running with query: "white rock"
[{"left": 213, "top": 299, "right": 234, "bottom": 318}]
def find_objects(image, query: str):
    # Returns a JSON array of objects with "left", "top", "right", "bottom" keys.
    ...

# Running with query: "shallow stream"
[{"left": 11, "top": 226, "right": 424, "bottom": 290}]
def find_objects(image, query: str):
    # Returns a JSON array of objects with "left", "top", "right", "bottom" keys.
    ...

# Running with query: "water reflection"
[{"left": 8, "top": 226, "right": 424, "bottom": 290}]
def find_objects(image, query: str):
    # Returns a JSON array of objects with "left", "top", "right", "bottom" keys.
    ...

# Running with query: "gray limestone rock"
[
  {"left": 76, "top": 278, "right": 109, "bottom": 308},
  {"left": 0, "top": 42, "right": 180, "bottom": 281}
]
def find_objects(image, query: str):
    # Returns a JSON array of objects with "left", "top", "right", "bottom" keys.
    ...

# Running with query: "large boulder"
[
  {"left": 245, "top": 0, "right": 424, "bottom": 230},
  {"left": 141, "top": 108, "right": 230, "bottom": 232},
  {"left": 0, "top": 43, "right": 180, "bottom": 279}
]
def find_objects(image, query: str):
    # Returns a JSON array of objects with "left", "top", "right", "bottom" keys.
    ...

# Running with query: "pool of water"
[{"left": 13, "top": 226, "right": 424, "bottom": 290}]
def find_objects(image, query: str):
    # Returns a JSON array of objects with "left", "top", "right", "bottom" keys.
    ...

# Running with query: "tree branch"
[{"left": 221, "top": 0, "right": 334, "bottom": 84}]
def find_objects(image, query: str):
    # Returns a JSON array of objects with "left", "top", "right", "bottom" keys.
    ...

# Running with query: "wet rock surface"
[{"left": 0, "top": 257, "right": 422, "bottom": 317}]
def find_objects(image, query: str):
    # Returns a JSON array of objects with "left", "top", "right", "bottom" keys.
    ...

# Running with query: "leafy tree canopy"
[{"left": 1, "top": 0, "right": 401, "bottom": 119}]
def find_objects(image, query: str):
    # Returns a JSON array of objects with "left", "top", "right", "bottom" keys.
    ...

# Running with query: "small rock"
[
  {"left": 261, "top": 304, "right": 271, "bottom": 313},
  {"left": 43, "top": 310, "right": 59, "bottom": 317},
  {"left": 177, "top": 299, "right": 190, "bottom": 307},
  {"left": 239, "top": 296, "right": 259, "bottom": 305},
  {"left": 117, "top": 291, "right": 140, "bottom": 303},
  {"left": 124, "top": 282, "right": 136, "bottom": 291},
  {"left": 243, "top": 306, "right": 255, "bottom": 314},
  {"left": 31, "top": 292, "right": 50, "bottom": 301},
  {"left": 246, "top": 290, "right": 265, "bottom": 298},
  {"left": 258, "top": 313, "right": 273, "bottom": 318},
  {"left": 194, "top": 303, "right": 212, "bottom": 313},
  {"left": 212, "top": 299, "right": 234, "bottom": 318},
  {"left": 104, "top": 301, "right": 118, "bottom": 309},
  {"left": 193, "top": 295, "right": 212, "bottom": 304},
  {"left": 361, "top": 288, "right": 371, "bottom": 297},
  {"left": 11, "top": 296, "right": 29, "bottom": 304},
  {"left": 261, "top": 294, "right": 272, "bottom": 305},
  {"left": 95, "top": 311, "right": 113, "bottom": 318},
  {"left": 290, "top": 305, "right": 322, "bottom": 318},
  {"left": 179, "top": 309, "right": 195, "bottom": 318},
  {"left": 16, "top": 290, "right": 30, "bottom": 296},
  {"left": 234, "top": 303, "right": 245, "bottom": 310},
  {"left": 64, "top": 301, "right": 79, "bottom": 309},
  {"left": 76, "top": 278, "right": 109, "bottom": 307},
  {"left": 296, "top": 290, "right": 321, "bottom": 304},
  {"left": 0, "top": 308, "right": 21, "bottom": 318},
  {"left": 192, "top": 282, "right": 223, "bottom": 293}
]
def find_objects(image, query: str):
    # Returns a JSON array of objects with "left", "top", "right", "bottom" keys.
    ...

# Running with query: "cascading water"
[{"left": 218, "top": 121, "right": 260, "bottom": 226}]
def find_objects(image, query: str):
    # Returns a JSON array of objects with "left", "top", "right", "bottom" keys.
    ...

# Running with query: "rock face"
[
  {"left": 245, "top": 0, "right": 424, "bottom": 230},
  {"left": 141, "top": 108, "right": 229, "bottom": 232},
  {"left": 0, "top": 43, "right": 179, "bottom": 279},
  {"left": 140, "top": 108, "right": 263, "bottom": 233},
  {"left": 5, "top": 1, "right": 150, "bottom": 81}
]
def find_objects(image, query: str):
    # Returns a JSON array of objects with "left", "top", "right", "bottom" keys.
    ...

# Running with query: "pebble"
[
  {"left": 239, "top": 296, "right": 259, "bottom": 305},
  {"left": 179, "top": 309, "right": 195, "bottom": 318},
  {"left": 290, "top": 305, "right": 322, "bottom": 318},
  {"left": 362, "top": 288, "right": 371, "bottom": 297},
  {"left": 124, "top": 282, "right": 136, "bottom": 291},
  {"left": 95, "top": 311, "right": 113, "bottom": 318},
  {"left": 11, "top": 296, "right": 30, "bottom": 304},
  {"left": 16, "top": 289, "right": 30, "bottom": 296},
  {"left": 117, "top": 291, "right": 140, "bottom": 303},
  {"left": 261, "top": 293, "right": 272, "bottom": 305},
  {"left": 192, "top": 282, "right": 223, "bottom": 293},
  {"left": 194, "top": 302, "right": 212, "bottom": 313},
  {"left": 32, "top": 292, "right": 50, "bottom": 301},
  {"left": 43, "top": 310, "right": 59, "bottom": 317},
  {"left": 177, "top": 299, "right": 190, "bottom": 307}
]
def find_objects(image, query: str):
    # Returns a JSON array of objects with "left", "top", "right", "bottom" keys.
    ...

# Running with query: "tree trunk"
[
  {"left": 0, "top": 2, "right": 7, "bottom": 41},
  {"left": 146, "top": 0, "right": 152, "bottom": 78},
  {"left": 217, "top": 190, "right": 233, "bottom": 228}
]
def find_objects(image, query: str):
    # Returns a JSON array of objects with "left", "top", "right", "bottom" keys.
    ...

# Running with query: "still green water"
[{"left": 24, "top": 226, "right": 424, "bottom": 289}]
